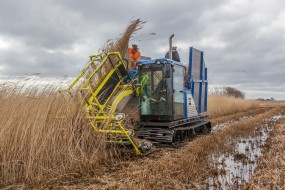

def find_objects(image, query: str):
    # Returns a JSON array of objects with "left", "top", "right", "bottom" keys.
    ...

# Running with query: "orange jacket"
[{"left": 128, "top": 48, "right": 141, "bottom": 68}]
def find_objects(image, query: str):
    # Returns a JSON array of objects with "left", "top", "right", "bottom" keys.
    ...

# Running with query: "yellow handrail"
[{"left": 59, "top": 52, "right": 143, "bottom": 155}]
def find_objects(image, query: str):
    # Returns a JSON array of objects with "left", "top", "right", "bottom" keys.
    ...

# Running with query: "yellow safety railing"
[{"left": 59, "top": 52, "right": 142, "bottom": 155}]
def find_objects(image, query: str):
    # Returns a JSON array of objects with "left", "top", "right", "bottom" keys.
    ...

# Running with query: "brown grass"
[
  {"left": 211, "top": 106, "right": 268, "bottom": 126},
  {"left": 208, "top": 95, "right": 259, "bottom": 118},
  {"left": 0, "top": 83, "right": 108, "bottom": 186}
]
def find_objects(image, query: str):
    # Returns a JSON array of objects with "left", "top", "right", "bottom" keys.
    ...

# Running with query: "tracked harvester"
[{"left": 60, "top": 35, "right": 211, "bottom": 155}]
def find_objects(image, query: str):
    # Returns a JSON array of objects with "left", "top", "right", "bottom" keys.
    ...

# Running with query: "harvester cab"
[
  {"left": 137, "top": 58, "right": 185, "bottom": 121},
  {"left": 134, "top": 35, "right": 211, "bottom": 144}
]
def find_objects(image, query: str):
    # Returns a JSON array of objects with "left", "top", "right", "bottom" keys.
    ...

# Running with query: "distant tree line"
[
  {"left": 211, "top": 86, "right": 245, "bottom": 99},
  {"left": 257, "top": 97, "right": 275, "bottom": 101}
]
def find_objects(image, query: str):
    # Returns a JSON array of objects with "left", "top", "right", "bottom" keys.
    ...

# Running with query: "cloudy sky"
[{"left": 0, "top": 0, "right": 284, "bottom": 99}]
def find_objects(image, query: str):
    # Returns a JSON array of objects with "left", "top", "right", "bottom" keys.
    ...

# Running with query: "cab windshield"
[{"left": 139, "top": 67, "right": 172, "bottom": 116}]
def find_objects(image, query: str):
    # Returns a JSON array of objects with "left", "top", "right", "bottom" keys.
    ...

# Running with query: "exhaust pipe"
[{"left": 169, "top": 34, "right": 174, "bottom": 60}]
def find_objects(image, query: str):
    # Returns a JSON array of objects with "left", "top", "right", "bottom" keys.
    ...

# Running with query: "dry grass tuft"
[
  {"left": 103, "top": 19, "right": 145, "bottom": 57},
  {"left": 85, "top": 19, "right": 145, "bottom": 89}
]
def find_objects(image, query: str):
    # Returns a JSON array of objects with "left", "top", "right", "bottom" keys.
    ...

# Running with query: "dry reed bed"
[
  {"left": 244, "top": 116, "right": 285, "bottom": 189},
  {"left": 63, "top": 107, "right": 283, "bottom": 189},
  {"left": 210, "top": 106, "right": 267, "bottom": 126},
  {"left": 0, "top": 86, "right": 111, "bottom": 187},
  {"left": 208, "top": 95, "right": 259, "bottom": 118}
]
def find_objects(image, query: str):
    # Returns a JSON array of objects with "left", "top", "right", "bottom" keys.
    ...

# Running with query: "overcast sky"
[{"left": 0, "top": 0, "right": 284, "bottom": 99}]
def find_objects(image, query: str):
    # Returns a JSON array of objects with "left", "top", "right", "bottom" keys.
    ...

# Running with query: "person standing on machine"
[
  {"left": 128, "top": 44, "right": 141, "bottom": 69},
  {"left": 165, "top": 46, "right": 180, "bottom": 62}
]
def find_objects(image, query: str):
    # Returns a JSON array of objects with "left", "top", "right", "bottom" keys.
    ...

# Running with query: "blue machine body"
[{"left": 136, "top": 47, "right": 208, "bottom": 121}]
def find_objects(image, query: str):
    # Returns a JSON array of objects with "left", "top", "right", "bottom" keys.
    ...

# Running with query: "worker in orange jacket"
[{"left": 128, "top": 44, "right": 141, "bottom": 69}]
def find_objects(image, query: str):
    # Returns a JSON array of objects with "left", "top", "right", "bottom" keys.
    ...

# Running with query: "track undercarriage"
[{"left": 135, "top": 115, "right": 211, "bottom": 145}]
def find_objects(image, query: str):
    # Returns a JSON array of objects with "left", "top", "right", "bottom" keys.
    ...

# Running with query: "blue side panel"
[{"left": 187, "top": 47, "right": 208, "bottom": 114}]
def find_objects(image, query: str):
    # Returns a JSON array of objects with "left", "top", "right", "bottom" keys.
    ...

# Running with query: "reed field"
[
  {"left": 207, "top": 95, "right": 259, "bottom": 118},
  {"left": 0, "top": 83, "right": 104, "bottom": 186},
  {"left": 0, "top": 20, "right": 284, "bottom": 189}
]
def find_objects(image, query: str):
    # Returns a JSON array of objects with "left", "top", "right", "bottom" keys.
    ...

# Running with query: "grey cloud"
[{"left": 0, "top": 0, "right": 284, "bottom": 99}]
